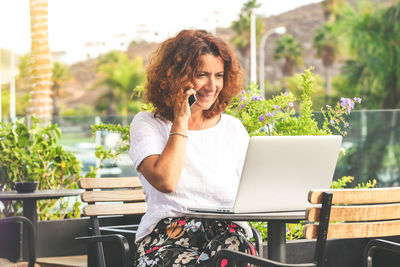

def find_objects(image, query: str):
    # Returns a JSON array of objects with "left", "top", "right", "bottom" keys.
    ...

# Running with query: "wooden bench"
[
  {"left": 76, "top": 176, "right": 146, "bottom": 267},
  {"left": 213, "top": 187, "right": 400, "bottom": 267}
]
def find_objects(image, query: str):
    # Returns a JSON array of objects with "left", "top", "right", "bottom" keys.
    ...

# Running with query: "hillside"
[{"left": 59, "top": 0, "right": 393, "bottom": 113}]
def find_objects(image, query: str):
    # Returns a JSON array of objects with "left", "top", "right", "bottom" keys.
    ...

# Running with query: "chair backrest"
[
  {"left": 79, "top": 176, "right": 147, "bottom": 217},
  {"left": 79, "top": 176, "right": 146, "bottom": 267},
  {"left": 0, "top": 216, "right": 35, "bottom": 267},
  {"left": 303, "top": 187, "right": 400, "bottom": 267}
]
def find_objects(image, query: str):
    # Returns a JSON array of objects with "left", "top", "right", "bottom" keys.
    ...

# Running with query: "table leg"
[
  {"left": 268, "top": 221, "right": 286, "bottom": 262},
  {"left": 22, "top": 199, "right": 37, "bottom": 261}
]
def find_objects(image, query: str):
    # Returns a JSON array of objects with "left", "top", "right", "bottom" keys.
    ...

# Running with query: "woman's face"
[{"left": 191, "top": 54, "right": 224, "bottom": 111}]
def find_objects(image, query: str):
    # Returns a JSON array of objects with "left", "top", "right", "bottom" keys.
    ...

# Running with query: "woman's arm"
[{"left": 138, "top": 89, "right": 195, "bottom": 193}]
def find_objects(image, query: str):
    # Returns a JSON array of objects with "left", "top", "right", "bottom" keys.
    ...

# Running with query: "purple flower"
[
  {"left": 340, "top": 97, "right": 356, "bottom": 114},
  {"left": 240, "top": 104, "right": 246, "bottom": 109},
  {"left": 258, "top": 114, "right": 265, "bottom": 122},
  {"left": 273, "top": 105, "right": 280, "bottom": 109},
  {"left": 340, "top": 97, "right": 350, "bottom": 107},
  {"left": 326, "top": 105, "right": 331, "bottom": 108},
  {"left": 266, "top": 112, "right": 274, "bottom": 117},
  {"left": 252, "top": 95, "right": 263, "bottom": 102},
  {"left": 283, "top": 92, "right": 288, "bottom": 96},
  {"left": 353, "top": 97, "right": 362, "bottom": 103},
  {"left": 289, "top": 102, "right": 294, "bottom": 107},
  {"left": 239, "top": 96, "right": 248, "bottom": 103},
  {"left": 330, "top": 120, "right": 335, "bottom": 125}
]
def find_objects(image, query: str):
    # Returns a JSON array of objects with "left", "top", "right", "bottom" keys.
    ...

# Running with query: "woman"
[{"left": 129, "top": 29, "right": 256, "bottom": 266}]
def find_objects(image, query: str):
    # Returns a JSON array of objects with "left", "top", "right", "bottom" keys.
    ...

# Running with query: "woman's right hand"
[
  {"left": 172, "top": 87, "right": 196, "bottom": 128},
  {"left": 138, "top": 86, "right": 195, "bottom": 193}
]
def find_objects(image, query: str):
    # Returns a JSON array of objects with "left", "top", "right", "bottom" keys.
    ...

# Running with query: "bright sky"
[{"left": 0, "top": 0, "right": 322, "bottom": 55}]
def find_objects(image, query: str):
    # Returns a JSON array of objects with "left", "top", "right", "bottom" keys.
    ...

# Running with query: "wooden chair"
[
  {"left": 213, "top": 187, "right": 400, "bottom": 267},
  {"left": 75, "top": 177, "right": 146, "bottom": 267},
  {"left": 0, "top": 216, "right": 36, "bottom": 267}
]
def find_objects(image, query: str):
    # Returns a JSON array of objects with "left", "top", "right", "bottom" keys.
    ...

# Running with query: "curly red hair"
[{"left": 145, "top": 29, "right": 243, "bottom": 121}]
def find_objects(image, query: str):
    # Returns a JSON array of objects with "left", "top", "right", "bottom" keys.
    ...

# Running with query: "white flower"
[
  {"left": 137, "top": 236, "right": 151, "bottom": 255},
  {"left": 137, "top": 243, "right": 145, "bottom": 255},
  {"left": 174, "top": 251, "right": 196, "bottom": 264},
  {"left": 211, "top": 245, "right": 222, "bottom": 256},
  {"left": 143, "top": 235, "right": 151, "bottom": 244},
  {"left": 197, "top": 252, "right": 209, "bottom": 262},
  {"left": 146, "top": 258, "right": 159, "bottom": 266},
  {"left": 185, "top": 221, "right": 202, "bottom": 232},
  {"left": 152, "top": 236, "right": 166, "bottom": 246},
  {"left": 175, "top": 237, "right": 189, "bottom": 247},
  {"left": 137, "top": 256, "right": 150, "bottom": 267},
  {"left": 225, "top": 236, "right": 240, "bottom": 251}
]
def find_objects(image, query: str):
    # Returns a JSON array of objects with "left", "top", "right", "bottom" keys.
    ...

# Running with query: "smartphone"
[{"left": 188, "top": 94, "right": 197, "bottom": 107}]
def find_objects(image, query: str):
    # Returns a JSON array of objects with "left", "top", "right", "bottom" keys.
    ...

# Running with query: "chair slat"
[
  {"left": 308, "top": 188, "right": 400, "bottom": 204},
  {"left": 304, "top": 220, "right": 400, "bottom": 239},
  {"left": 307, "top": 204, "right": 400, "bottom": 222},
  {"left": 81, "top": 190, "right": 145, "bottom": 202},
  {"left": 83, "top": 202, "right": 147, "bottom": 216},
  {"left": 79, "top": 177, "right": 142, "bottom": 189}
]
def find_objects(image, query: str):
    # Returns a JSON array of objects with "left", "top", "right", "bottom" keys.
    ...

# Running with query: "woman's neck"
[
  {"left": 188, "top": 112, "right": 221, "bottom": 130},
  {"left": 188, "top": 111, "right": 205, "bottom": 130}
]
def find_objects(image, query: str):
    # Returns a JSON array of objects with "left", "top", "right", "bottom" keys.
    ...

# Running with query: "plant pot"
[{"left": 14, "top": 182, "right": 38, "bottom": 193}]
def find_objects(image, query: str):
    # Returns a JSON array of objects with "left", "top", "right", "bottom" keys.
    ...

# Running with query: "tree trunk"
[
  {"left": 52, "top": 84, "right": 59, "bottom": 117},
  {"left": 283, "top": 58, "right": 293, "bottom": 77},
  {"left": 324, "top": 66, "right": 331, "bottom": 104},
  {"left": 381, "top": 48, "right": 398, "bottom": 109},
  {"left": 107, "top": 92, "right": 117, "bottom": 116},
  {"left": 28, "top": 0, "right": 53, "bottom": 120}
]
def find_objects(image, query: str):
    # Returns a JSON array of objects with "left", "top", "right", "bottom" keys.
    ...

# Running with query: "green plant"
[
  {"left": 227, "top": 67, "right": 360, "bottom": 136},
  {"left": 83, "top": 122, "right": 130, "bottom": 178},
  {"left": 0, "top": 117, "right": 82, "bottom": 219}
]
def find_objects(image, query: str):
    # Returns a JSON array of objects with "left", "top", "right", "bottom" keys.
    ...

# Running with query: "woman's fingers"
[{"left": 184, "top": 88, "right": 197, "bottom": 106}]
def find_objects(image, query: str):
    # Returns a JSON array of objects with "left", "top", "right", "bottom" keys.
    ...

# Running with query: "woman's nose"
[{"left": 205, "top": 77, "right": 216, "bottom": 91}]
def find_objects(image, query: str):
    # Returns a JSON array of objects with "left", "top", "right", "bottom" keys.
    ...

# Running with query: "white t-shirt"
[{"left": 129, "top": 111, "right": 251, "bottom": 242}]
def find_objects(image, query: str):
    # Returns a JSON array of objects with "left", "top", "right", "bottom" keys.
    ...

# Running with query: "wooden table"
[
  {"left": 0, "top": 189, "right": 83, "bottom": 260},
  {"left": 182, "top": 210, "right": 306, "bottom": 263}
]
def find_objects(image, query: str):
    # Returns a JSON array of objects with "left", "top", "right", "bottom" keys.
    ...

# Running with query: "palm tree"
[
  {"left": 334, "top": 3, "right": 400, "bottom": 186},
  {"left": 337, "top": 2, "right": 400, "bottom": 109},
  {"left": 273, "top": 34, "right": 303, "bottom": 77},
  {"left": 94, "top": 51, "right": 145, "bottom": 116},
  {"left": 313, "top": 23, "right": 339, "bottom": 102},
  {"left": 230, "top": 0, "right": 265, "bottom": 78},
  {"left": 51, "top": 62, "right": 71, "bottom": 117},
  {"left": 322, "top": 0, "right": 345, "bottom": 22},
  {"left": 28, "top": 0, "right": 53, "bottom": 119},
  {"left": 313, "top": 0, "right": 345, "bottom": 104}
]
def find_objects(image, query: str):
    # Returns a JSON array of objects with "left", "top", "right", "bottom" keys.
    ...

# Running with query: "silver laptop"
[{"left": 188, "top": 135, "right": 342, "bottom": 213}]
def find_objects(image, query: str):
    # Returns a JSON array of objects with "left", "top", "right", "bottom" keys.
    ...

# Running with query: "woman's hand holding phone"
[{"left": 188, "top": 94, "right": 197, "bottom": 107}]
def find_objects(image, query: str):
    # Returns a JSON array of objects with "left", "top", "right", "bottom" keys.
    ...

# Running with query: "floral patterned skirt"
[{"left": 134, "top": 217, "right": 256, "bottom": 267}]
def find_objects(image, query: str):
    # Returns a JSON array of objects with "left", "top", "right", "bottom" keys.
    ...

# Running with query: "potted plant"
[{"left": 0, "top": 117, "right": 82, "bottom": 216}]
